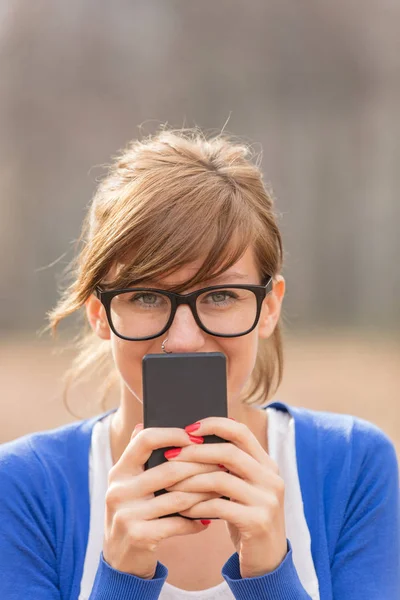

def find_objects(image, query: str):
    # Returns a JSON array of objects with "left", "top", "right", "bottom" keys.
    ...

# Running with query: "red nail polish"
[
  {"left": 200, "top": 519, "right": 212, "bottom": 526},
  {"left": 188, "top": 434, "right": 204, "bottom": 444},
  {"left": 131, "top": 423, "right": 143, "bottom": 439},
  {"left": 185, "top": 422, "right": 201, "bottom": 433},
  {"left": 217, "top": 464, "right": 226, "bottom": 469},
  {"left": 164, "top": 448, "right": 182, "bottom": 459}
]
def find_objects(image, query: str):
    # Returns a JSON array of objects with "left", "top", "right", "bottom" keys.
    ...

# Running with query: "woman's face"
[{"left": 86, "top": 246, "right": 285, "bottom": 409}]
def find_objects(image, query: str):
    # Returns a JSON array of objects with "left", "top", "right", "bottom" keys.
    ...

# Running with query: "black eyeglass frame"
[{"left": 95, "top": 276, "right": 273, "bottom": 341}]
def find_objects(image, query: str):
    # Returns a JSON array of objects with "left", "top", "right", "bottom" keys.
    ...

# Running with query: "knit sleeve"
[
  {"left": 330, "top": 421, "right": 400, "bottom": 598},
  {"left": 89, "top": 552, "right": 168, "bottom": 599},
  {"left": 0, "top": 439, "right": 60, "bottom": 598},
  {"left": 221, "top": 539, "right": 312, "bottom": 599}
]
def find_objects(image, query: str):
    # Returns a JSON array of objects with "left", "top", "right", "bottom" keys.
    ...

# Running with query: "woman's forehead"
[{"left": 107, "top": 246, "right": 258, "bottom": 286}]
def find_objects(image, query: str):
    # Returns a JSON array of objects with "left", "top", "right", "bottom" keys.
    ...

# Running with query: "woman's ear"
[
  {"left": 85, "top": 294, "right": 111, "bottom": 340},
  {"left": 258, "top": 276, "right": 285, "bottom": 339}
]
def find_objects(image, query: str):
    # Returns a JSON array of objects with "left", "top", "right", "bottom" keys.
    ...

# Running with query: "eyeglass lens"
[{"left": 109, "top": 288, "right": 258, "bottom": 339}]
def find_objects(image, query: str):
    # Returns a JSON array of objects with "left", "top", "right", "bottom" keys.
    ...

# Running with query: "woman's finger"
[
  {"left": 185, "top": 417, "right": 278, "bottom": 472},
  {"left": 110, "top": 426, "right": 204, "bottom": 479},
  {"left": 114, "top": 490, "right": 220, "bottom": 522},
  {"left": 165, "top": 471, "right": 267, "bottom": 506},
  {"left": 107, "top": 461, "right": 221, "bottom": 502},
  {"left": 164, "top": 442, "right": 279, "bottom": 486},
  {"left": 178, "top": 496, "right": 257, "bottom": 525}
]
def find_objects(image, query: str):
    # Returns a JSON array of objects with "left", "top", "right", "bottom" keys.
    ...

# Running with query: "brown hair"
[{"left": 47, "top": 128, "right": 286, "bottom": 412}]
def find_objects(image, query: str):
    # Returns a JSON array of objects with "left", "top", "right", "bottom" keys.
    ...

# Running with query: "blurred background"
[{"left": 0, "top": 1, "right": 399, "bottom": 455}]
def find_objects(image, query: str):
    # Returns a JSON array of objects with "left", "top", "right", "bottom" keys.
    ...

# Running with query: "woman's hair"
[{"left": 47, "top": 128, "right": 286, "bottom": 412}]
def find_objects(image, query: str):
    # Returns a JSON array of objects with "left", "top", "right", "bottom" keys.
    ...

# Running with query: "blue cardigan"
[{"left": 0, "top": 401, "right": 398, "bottom": 599}]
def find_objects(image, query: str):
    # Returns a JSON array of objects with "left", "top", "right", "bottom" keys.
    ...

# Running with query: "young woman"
[{"left": 0, "top": 130, "right": 398, "bottom": 600}]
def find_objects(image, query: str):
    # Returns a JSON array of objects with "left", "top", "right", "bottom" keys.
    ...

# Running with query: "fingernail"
[
  {"left": 200, "top": 519, "right": 212, "bottom": 526},
  {"left": 229, "top": 417, "right": 237, "bottom": 421},
  {"left": 218, "top": 464, "right": 226, "bottom": 469},
  {"left": 131, "top": 423, "right": 143, "bottom": 438},
  {"left": 187, "top": 434, "right": 204, "bottom": 444},
  {"left": 185, "top": 422, "right": 201, "bottom": 433},
  {"left": 164, "top": 448, "right": 182, "bottom": 459}
]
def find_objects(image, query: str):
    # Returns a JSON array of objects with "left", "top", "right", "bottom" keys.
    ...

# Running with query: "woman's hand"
[
  {"left": 164, "top": 417, "right": 288, "bottom": 579},
  {"left": 103, "top": 425, "right": 221, "bottom": 580}
]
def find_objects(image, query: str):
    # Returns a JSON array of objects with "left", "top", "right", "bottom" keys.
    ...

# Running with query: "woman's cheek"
[
  {"left": 110, "top": 336, "right": 150, "bottom": 400},
  {"left": 223, "top": 336, "right": 258, "bottom": 402}
]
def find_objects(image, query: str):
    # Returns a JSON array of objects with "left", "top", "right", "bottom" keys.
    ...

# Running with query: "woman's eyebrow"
[
  {"left": 132, "top": 272, "right": 250, "bottom": 288},
  {"left": 201, "top": 272, "right": 249, "bottom": 285}
]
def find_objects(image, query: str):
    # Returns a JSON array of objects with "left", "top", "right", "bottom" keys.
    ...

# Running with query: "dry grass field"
[{"left": 1, "top": 331, "right": 399, "bottom": 459}]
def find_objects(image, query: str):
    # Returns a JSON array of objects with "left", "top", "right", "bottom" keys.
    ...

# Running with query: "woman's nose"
[{"left": 165, "top": 305, "right": 206, "bottom": 353}]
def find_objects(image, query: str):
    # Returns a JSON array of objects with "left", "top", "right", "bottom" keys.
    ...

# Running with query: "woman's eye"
[
  {"left": 130, "top": 293, "right": 160, "bottom": 305},
  {"left": 142, "top": 294, "right": 157, "bottom": 304},
  {"left": 206, "top": 291, "right": 237, "bottom": 304},
  {"left": 211, "top": 292, "right": 228, "bottom": 302}
]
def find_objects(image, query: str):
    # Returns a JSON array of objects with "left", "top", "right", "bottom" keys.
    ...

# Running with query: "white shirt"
[{"left": 79, "top": 408, "right": 320, "bottom": 599}]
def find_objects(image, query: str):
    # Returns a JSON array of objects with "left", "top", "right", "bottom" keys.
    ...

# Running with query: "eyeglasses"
[{"left": 95, "top": 277, "right": 273, "bottom": 341}]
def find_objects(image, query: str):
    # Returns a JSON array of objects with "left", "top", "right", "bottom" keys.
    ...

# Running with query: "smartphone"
[{"left": 142, "top": 352, "right": 228, "bottom": 519}]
